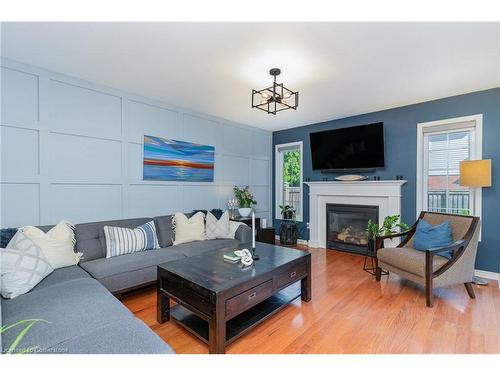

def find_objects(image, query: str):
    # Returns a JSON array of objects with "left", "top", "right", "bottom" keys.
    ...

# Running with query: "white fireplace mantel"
[{"left": 305, "top": 180, "right": 407, "bottom": 248}]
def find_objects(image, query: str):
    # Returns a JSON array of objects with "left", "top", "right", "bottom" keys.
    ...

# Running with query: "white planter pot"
[{"left": 238, "top": 208, "right": 252, "bottom": 218}]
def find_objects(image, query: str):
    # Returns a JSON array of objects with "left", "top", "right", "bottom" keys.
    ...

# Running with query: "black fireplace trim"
[{"left": 325, "top": 203, "right": 379, "bottom": 256}]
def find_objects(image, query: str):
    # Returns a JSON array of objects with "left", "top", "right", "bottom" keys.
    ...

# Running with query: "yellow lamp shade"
[{"left": 459, "top": 159, "right": 492, "bottom": 187}]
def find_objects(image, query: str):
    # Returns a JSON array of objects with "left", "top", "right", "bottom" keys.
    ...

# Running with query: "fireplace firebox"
[{"left": 326, "top": 203, "right": 378, "bottom": 255}]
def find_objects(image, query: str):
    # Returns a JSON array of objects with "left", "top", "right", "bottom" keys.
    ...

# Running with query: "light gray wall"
[{"left": 0, "top": 58, "right": 272, "bottom": 227}]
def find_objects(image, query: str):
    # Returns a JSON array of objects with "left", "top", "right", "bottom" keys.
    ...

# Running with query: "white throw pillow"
[
  {"left": 1, "top": 231, "right": 54, "bottom": 299},
  {"left": 21, "top": 220, "right": 81, "bottom": 269},
  {"left": 173, "top": 212, "right": 206, "bottom": 245},
  {"left": 206, "top": 211, "right": 232, "bottom": 240}
]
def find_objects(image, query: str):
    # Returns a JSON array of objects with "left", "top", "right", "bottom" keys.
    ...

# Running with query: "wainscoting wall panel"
[
  {"left": 47, "top": 184, "right": 123, "bottom": 224},
  {"left": 0, "top": 58, "right": 272, "bottom": 228},
  {"left": 48, "top": 133, "right": 122, "bottom": 179},
  {"left": 1, "top": 126, "right": 40, "bottom": 179},
  {"left": 222, "top": 155, "right": 250, "bottom": 186},
  {"left": 49, "top": 79, "right": 122, "bottom": 139},
  {"left": 1, "top": 183, "right": 40, "bottom": 227},
  {"left": 128, "top": 184, "right": 180, "bottom": 218},
  {"left": 1, "top": 67, "right": 39, "bottom": 126},
  {"left": 128, "top": 100, "right": 180, "bottom": 142}
]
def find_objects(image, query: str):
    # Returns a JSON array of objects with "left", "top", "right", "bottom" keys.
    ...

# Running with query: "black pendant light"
[{"left": 252, "top": 68, "right": 298, "bottom": 115}]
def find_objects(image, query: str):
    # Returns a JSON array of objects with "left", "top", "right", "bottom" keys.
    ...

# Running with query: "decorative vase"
[
  {"left": 279, "top": 221, "right": 298, "bottom": 246},
  {"left": 238, "top": 207, "right": 252, "bottom": 218}
]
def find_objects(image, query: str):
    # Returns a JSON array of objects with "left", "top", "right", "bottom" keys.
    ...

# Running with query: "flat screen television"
[{"left": 309, "top": 122, "right": 384, "bottom": 171}]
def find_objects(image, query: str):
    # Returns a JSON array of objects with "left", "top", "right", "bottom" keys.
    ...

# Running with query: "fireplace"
[{"left": 326, "top": 203, "right": 378, "bottom": 255}]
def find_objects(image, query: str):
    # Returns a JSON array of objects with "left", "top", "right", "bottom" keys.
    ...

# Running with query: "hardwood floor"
[{"left": 120, "top": 246, "right": 500, "bottom": 354}]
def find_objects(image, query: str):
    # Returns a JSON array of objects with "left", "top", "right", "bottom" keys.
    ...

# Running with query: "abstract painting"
[{"left": 143, "top": 135, "right": 215, "bottom": 182}]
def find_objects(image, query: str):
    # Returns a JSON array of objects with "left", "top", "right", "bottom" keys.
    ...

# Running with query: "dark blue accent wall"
[{"left": 272, "top": 88, "right": 500, "bottom": 272}]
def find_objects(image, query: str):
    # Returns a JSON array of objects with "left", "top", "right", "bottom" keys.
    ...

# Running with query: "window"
[
  {"left": 275, "top": 141, "right": 303, "bottom": 221},
  {"left": 417, "top": 115, "right": 482, "bottom": 219}
]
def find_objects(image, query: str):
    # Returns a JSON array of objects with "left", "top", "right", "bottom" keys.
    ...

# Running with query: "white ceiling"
[{"left": 1, "top": 22, "right": 499, "bottom": 131}]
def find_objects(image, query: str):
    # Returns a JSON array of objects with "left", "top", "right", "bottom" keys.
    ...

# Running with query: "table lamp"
[{"left": 459, "top": 159, "right": 492, "bottom": 285}]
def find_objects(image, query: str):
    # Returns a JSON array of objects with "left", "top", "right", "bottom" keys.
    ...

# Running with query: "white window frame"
[
  {"left": 275, "top": 141, "right": 303, "bottom": 222},
  {"left": 416, "top": 114, "right": 483, "bottom": 223}
]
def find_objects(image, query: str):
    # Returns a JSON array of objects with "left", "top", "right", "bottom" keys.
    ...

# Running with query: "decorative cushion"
[
  {"left": 209, "top": 209, "right": 224, "bottom": 220},
  {"left": 206, "top": 211, "right": 231, "bottom": 240},
  {"left": 192, "top": 209, "right": 224, "bottom": 220},
  {"left": 230, "top": 221, "right": 245, "bottom": 239},
  {"left": 1, "top": 231, "right": 54, "bottom": 299},
  {"left": 104, "top": 221, "right": 160, "bottom": 258},
  {"left": 172, "top": 212, "right": 206, "bottom": 245},
  {"left": 153, "top": 215, "right": 174, "bottom": 248},
  {"left": 21, "top": 220, "right": 81, "bottom": 269},
  {"left": 414, "top": 219, "right": 454, "bottom": 258},
  {"left": 0, "top": 228, "right": 18, "bottom": 248}
]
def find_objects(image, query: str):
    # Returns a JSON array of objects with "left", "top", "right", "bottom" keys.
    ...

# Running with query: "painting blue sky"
[{"left": 143, "top": 135, "right": 215, "bottom": 182}]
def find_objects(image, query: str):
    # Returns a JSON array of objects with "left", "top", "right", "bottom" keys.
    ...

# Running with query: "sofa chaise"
[{"left": 0, "top": 214, "right": 252, "bottom": 354}]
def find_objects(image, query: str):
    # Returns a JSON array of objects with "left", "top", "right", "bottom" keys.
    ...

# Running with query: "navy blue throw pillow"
[
  {"left": 210, "top": 209, "right": 224, "bottom": 220},
  {"left": 191, "top": 209, "right": 224, "bottom": 220},
  {"left": 414, "top": 219, "right": 454, "bottom": 258},
  {"left": 0, "top": 228, "right": 18, "bottom": 248}
]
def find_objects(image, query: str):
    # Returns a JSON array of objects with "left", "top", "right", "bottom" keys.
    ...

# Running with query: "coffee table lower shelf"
[{"left": 170, "top": 283, "right": 301, "bottom": 346}]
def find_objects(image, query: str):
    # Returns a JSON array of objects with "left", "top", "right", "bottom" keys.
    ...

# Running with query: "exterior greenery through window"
[
  {"left": 276, "top": 142, "right": 303, "bottom": 221},
  {"left": 283, "top": 150, "right": 301, "bottom": 188}
]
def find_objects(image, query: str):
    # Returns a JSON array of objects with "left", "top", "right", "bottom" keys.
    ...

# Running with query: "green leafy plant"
[
  {"left": 279, "top": 205, "right": 296, "bottom": 220},
  {"left": 283, "top": 150, "right": 301, "bottom": 187},
  {"left": 233, "top": 186, "right": 257, "bottom": 208},
  {"left": 366, "top": 214, "right": 410, "bottom": 240},
  {"left": 0, "top": 319, "right": 48, "bottom": 354}
]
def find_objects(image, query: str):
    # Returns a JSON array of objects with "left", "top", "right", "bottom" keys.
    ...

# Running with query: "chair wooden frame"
[{"left": 374, "top": 211, "right": 480, "bottom": 307}]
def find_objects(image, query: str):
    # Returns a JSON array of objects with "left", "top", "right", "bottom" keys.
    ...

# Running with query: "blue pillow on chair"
[{"left": 414, "top": 219, "right": 454, "bottom": 258}]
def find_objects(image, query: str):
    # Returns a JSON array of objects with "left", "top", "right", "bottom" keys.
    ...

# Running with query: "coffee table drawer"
[
  {"left": 226, "top": 280, "right": 273, "bottom": 319},
  {"left": 277, "top": 262, "right": 307, "bottom": 289}
]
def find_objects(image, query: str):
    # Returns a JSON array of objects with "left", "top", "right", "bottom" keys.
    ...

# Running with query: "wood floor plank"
[{"left": 119, "top": 246, "right": 500, "bottom": 354}]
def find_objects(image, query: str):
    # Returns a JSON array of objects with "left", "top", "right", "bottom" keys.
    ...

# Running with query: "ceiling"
[{"left": 1, "top": 22, "right": 499, "bottom": 131}]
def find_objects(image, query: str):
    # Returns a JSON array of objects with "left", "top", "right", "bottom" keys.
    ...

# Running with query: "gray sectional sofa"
[{"left": 1, "top": 214, "right": 252, "bottom": 354}]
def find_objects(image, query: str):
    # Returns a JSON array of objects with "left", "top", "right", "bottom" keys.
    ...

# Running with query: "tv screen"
[{"left": 309, "top": 122, "right": 384, "bottom": 170}]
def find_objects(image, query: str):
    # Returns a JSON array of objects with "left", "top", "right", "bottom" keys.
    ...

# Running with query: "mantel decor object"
[{"left": 334, "top": 174, "right": 368, "bottom": 181}]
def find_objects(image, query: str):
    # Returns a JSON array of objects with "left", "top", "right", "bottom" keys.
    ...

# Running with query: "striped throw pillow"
[{"left": 104, "top": 221, "right": 160, "bottom": 258}]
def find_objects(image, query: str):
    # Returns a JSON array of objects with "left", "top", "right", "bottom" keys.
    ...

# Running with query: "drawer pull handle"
[
  {"left": 290, "top": 271, "right": 297, "bottom": 278},
  {"left": 248, "top": 292, "right": 257, "bottom": 300}
]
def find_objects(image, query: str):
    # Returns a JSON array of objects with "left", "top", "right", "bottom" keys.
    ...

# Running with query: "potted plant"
[
  {"left": 366, "top": 214, "right": 409, "bottom": 255},
  {"left": 233, "top": 186, "right": 257, "bottom": 218},
  {"left": 279, "top": 204, "right": 296, "bottom": 220}
]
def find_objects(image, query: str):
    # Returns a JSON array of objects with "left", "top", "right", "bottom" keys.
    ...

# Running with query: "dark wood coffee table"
[{"left": 157, "top": 242, "right": 311, "bottom": 353}]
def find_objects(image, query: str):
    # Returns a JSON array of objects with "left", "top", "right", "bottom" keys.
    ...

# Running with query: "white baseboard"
[{"left": 474, "top": 269, "right": 500, "bottom": 288}]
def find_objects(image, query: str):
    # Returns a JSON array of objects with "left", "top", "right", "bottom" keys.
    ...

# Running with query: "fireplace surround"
[{"left": 305, "top": 180, "right": 406, "bottom": 249}]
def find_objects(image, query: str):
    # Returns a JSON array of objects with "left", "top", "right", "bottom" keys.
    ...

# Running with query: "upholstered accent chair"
[{"left": 375, "top": 211, "right": 480, "bottom": 307}]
